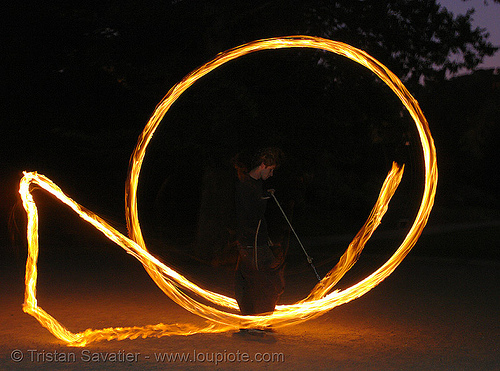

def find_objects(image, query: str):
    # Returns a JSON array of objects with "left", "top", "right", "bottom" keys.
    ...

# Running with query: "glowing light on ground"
[{"left": 19, "top": 36, "right": 437, "bottom": 346}]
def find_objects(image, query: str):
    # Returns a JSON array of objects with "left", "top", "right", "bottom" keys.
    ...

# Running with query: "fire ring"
[
  {"left": 125, "top": 36, "right": 437, "bottom": 328},
  {"left": 19, "top": 36, "right": 437, "bottom": 345}
]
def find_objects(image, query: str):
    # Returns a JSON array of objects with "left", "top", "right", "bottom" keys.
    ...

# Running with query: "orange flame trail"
[{"left": 19, "top": 36, "right": 437, "bottom": 346}]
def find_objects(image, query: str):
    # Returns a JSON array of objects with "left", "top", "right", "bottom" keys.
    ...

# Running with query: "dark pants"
[{"left": 235, "top": 245, "right": 285, "bottom": 315}]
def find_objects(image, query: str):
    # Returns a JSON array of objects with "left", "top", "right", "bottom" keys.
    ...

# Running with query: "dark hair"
[
  {"left": 251, "top": 147, "right": 284, "bottom": 169},
  {"left": 232, "top": 147, "right": 284, "bottom": 178}
]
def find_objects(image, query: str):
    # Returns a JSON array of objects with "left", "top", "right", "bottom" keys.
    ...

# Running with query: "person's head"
[
  {"left": 249, "top": 147, "right": 284, "bottom": 180},
  {"left": 251, "top": 147, "right": 284, "bottom": 169}
]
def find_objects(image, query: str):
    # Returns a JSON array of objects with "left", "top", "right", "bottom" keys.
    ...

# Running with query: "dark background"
[{"left": 2, "top": 0, "right": 499, "bottom": 271}]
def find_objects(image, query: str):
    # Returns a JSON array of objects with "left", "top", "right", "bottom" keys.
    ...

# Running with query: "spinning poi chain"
[{"left": 19, "top": 36, "right": 437, "bottom": 346}]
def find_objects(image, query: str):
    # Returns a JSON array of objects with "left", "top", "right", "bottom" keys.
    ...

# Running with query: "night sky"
[{"left": 1, "top": 1, "right": 499, "bottom": 261}]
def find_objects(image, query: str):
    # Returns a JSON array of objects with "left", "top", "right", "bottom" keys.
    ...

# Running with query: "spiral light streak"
[{"left": 19, "top": 36, "right": 437, "bottom": 346}]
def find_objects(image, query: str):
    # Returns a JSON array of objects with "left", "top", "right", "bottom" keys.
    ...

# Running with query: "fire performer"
[{"left": 233, "top": 147, "right": 286, "bottom": 332}]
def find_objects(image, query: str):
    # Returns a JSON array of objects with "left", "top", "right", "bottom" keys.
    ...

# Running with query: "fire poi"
[{"left": 19, "top": 36, "right": 438, "bottom": 346}]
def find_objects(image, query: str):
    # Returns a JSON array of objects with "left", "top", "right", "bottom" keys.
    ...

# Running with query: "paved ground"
[{"left": 0, "top": 210, "right": 499, "bottom": 370}]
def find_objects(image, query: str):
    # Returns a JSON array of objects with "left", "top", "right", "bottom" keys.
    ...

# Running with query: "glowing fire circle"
[
  {"left": 126, "top": 36, "right": 437, "bottom": 326},
  {"left": 20, "top": 36, "right": 437, "bottom": 346}
]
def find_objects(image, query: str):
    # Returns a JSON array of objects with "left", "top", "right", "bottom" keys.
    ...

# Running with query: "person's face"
[{"left": 260, "top": 165, "right": 276, "bottom": 180}]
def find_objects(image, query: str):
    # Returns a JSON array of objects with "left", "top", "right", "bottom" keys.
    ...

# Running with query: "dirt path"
[{"left": 1, "top": 244, "right": 498, "bottom": 371}]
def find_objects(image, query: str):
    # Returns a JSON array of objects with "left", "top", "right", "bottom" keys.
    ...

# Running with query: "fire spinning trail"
[{"left": 19, "top": 36, "right": 437, "bottom": 346}]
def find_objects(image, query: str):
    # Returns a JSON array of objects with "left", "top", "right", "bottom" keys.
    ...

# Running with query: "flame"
[{"left": 19, "top": 36, "right": 437, "bottom": 346}]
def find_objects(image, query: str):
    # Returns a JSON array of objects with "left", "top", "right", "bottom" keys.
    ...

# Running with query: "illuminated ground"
[{"left": 0, "top": 209, "right": 498, "bottom": 370}]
